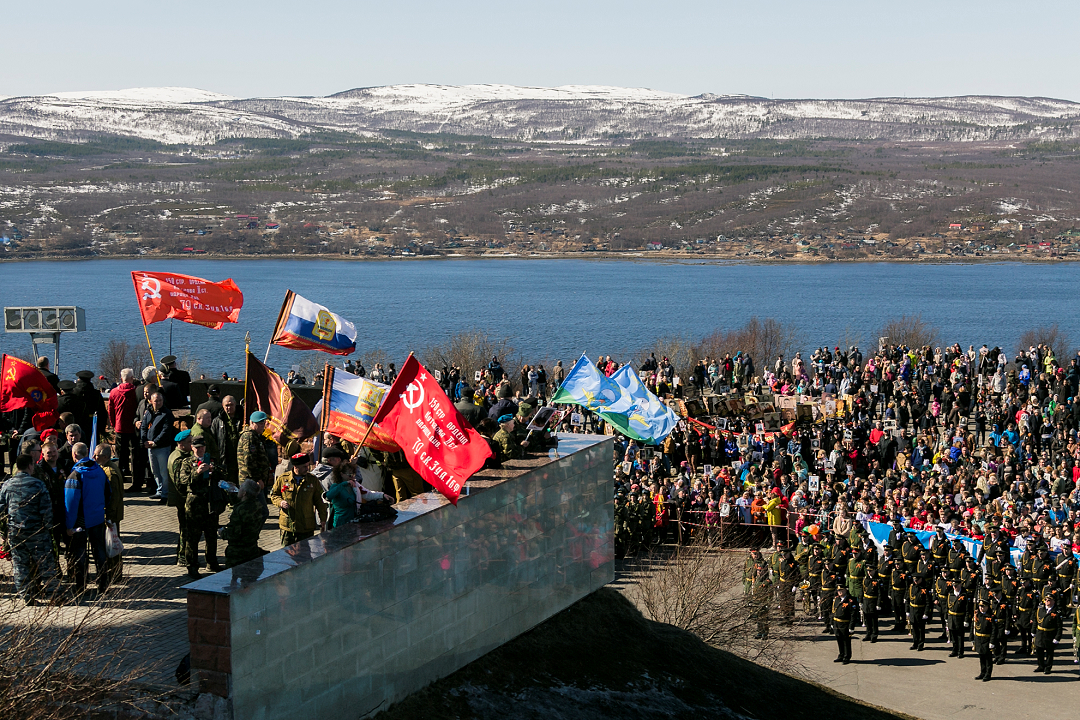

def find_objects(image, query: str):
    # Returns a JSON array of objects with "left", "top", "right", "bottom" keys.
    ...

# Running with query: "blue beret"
[
  {"left": 250, "top": 411, "right": 269, "bottom": 422},
  {"left": 174, "top": 429, "right": 191, "bottom": 442},
  {"left": 498, "top": 414, "right": 514, "bottom": 424}
]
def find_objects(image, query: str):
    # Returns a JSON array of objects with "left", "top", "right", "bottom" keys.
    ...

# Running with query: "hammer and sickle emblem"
[
  {"left": 141, "top": 277, "right": 162, "bottom": 300},
  {"left": 400, "top": 382, "right": 424, "bottom": 413}
]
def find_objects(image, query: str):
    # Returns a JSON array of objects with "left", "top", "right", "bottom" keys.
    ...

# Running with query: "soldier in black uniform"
[
  {"left": 946, "top": 582, "right": 970, "bottom": 658},
  {"left": 991, "top": 584, "right": 1010, "bottom": 664},
  {"left": 973, "top": 599, "right": 996, "bottom": 681},
  {"left": 934, "top": 566, "right": 951, "bottom": 641},
  {"left": 56, "top": 381, "right": 87, "bottom": 440},
  {"left": 777, "top": 544, "right": 800, "bottom": 625},
  {"left": 861, "top": 553, "right": 880, "bottom": 642},
  {"left": 159, "top": 355, "right": 191, "bottom": 409},
  {"left": 807, "top": 543, "right": 825, "bottom": 617},
  {"left": 907, "top": 574, "right": 930, "bottom": 651},
  {"left": 1015, "top": 578, "right": 1037, "bottom": 656},
  {"left": 833, "top": 586, "right": 856, "bottom": 664},
  {"left": 1033, "top": 594, "right": 1063, "bottom": 674},
  {"left": 889, "top": 548, "right": 908, "bottom": 633}
]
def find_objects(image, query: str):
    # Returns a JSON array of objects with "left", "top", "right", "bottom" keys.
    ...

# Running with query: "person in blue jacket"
[{"left": 64, "top": 442, "right": 112, "bottom": 595}]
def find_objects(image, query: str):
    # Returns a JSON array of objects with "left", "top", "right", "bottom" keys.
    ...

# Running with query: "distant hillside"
[{"left": 2, "top": 84, "right": 1079, "bottom": 145}]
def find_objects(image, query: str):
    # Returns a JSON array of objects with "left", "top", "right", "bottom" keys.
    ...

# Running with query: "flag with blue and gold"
[
  {"left": 269, "top": 290, "right": 356, "bottom": 356},
  {"left": 550, "top": 354, "right": 676, "bottom": 443}
]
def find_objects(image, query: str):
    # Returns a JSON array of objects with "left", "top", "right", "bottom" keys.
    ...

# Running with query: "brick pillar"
[{"left": 187, "top": 590, "right": 231, "bottom": 697}]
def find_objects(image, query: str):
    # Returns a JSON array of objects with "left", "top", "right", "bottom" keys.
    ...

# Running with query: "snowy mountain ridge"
[{"left": 2, "top": 84, "right": 1079, "bottom": 146}]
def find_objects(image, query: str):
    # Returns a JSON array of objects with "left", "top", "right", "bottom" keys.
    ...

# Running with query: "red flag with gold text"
[
  {"left": 0, "top": 355, "right": 58, "bottom": 413},
  {"left": 130, "top": 271, "right": 243, "bottom": 329},
  {"left": 372, "top": 355, "right": 491, "bottom": 504}
]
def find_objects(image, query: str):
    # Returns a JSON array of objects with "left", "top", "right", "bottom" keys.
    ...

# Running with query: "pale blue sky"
[{"left": 4, "top": 0, "right": 1078, "bottom": 100}]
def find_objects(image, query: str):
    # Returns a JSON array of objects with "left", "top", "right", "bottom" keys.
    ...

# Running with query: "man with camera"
[{"left": 178, "top": 435, "right": 224, "bottom": 578}]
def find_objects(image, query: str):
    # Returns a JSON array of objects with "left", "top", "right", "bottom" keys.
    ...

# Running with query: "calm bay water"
[{"left": 0, "top": 258, "right": 1077, "bottom": 378}]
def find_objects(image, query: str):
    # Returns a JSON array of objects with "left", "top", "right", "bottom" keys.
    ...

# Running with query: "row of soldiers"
[
  {"left": 744, "top": 521, "right": 1079, "bottom": 677},
  {"left": 614, "top": 491, "right": 658, "bottom": 556}
]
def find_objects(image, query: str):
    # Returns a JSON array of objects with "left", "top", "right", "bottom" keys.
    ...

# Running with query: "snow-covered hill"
[{"left": 2, "top": 84, "right": 1079, "bottom": 146}]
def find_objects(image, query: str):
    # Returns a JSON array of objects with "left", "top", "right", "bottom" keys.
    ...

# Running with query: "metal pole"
[{"left": 169, "top": 319, "right": 173, "bottom": 355}]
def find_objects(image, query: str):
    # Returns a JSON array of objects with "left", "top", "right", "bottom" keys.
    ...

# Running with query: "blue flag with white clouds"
[{"left": 551, "top": 355, "right": 676, "bottom": 443}]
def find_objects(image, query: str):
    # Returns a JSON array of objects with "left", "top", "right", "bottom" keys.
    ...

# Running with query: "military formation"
[{"left": 739, "top": 519, "right": 1078, "bottom": 679}]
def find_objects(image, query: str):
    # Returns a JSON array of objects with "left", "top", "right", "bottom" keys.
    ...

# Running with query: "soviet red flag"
[
  {"left": 372, "top": 355, "right": 491, "bottom": 504},
  {"left": 0, "top": 354, "right": 58, "bottom": 413},
  {"left": 130, "top": 271, "right": 243, "bottom": 329}
]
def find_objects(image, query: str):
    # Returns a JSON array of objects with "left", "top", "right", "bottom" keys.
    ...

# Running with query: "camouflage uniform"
[
  {"left": 178, "top": 454, "right": 223, "bottom": 570},
  {"left": 0, "top": 470, "right": 60, "bottom": 602},
  {"left": 492, "top": 428, "right": 521, "bottom": 462},
  {"left": 221, "top": 495, "right": 266, "bottom": 567},
  {"left": 237, "top": 429, "right": 272, "bottom": 486},
  {"left": 168, "top": 447, "right": 192, "bottom": 565},
  {"left": 614, "top": 496, "right": 630, "bottom": 557}
]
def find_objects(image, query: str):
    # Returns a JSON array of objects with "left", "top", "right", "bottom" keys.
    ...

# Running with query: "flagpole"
[
  {"left": 352, "top": 351, "right": 411, "bottom": 458},
  {"left": 243, "top": 332, "right": 250, "bottom": 419},
  {"left": 141, "top": 322, "right": 163, "bottom": 387}
]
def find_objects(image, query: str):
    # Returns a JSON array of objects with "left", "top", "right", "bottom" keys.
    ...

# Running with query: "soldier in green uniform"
[
  {"left": 821, "top": 561, "right": 839, "bottom": 634},
  {"left": 973, "top": 599, "right": 996, "bottom": 681},
  {"left": 168, "top": 430, "right": 193, "bottom": 566},
  {"left": 178, "top": 435, "right": 224, "bottom": 578},
  {"left": 1033, "top": 594, "right": 1063, "bottom": 674},
  {"left": 751, "top": 563, "right": 772, "bottom": 639},
  {"left": 220, "top": 479, "right": 267, "bottom": 567},
  {"left": 492, "top": 414, "right": 525, "bottom": 462},
  {"left": 743, "top": 548, "right": 761, "bottom": 598},
  {"left": 270, "top": 452, "right": 328, "bottom": 546},
  {"left": 634, "top": 493, "right": 653, "bottom": 549},
  {"left": 846, "top": 549, "right": 865, "bottom": 628},
  {"left": 614, "top": 492, "right": 630, "bottom": 559},
  {"left": 237, "top": 411, "right": 272, "bottom": 490},
  {"left": 190, "top": 409, "right": 220, "bottom": 461}
]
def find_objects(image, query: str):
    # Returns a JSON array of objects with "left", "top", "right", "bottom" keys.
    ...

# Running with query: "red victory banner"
[
  {"left": 372, "top": 355, "right": 491, "bottom": 504},
  {"left": 130, "top": 271, "right": 243, "bottom": 329},
  {"left": 1, "top": 354, "right": 59, "bottom": 413}
]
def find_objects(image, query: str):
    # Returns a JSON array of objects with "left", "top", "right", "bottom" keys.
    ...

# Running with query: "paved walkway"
[{"left": 0, "top": 487, "right": 284, "bottom": 685}]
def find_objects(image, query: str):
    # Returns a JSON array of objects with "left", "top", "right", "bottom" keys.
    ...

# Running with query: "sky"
[{"left": 3, "top": 0, "right": 1079, "bottom": 101}]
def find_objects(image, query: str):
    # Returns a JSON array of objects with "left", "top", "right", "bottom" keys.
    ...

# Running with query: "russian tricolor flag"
[
  {"left": 270, "top": 290, "right": 356, "bottom": 356},
  {"left": 321, "top": 366, "right": 401, "bottom": 452}
]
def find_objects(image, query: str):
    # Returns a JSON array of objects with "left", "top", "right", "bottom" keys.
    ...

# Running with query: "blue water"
[{"left": 1, "top": 259, "right": 1076, "bottom": 378}]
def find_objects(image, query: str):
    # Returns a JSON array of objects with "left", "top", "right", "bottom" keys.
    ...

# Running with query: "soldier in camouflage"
[
  {"left": 220, "top": 479, "right": 267, "bottom": 567},
  {"left": 237, "top": 411, "right": 272, "bottom": 489},
  {"left": 178, "top": 435, "right": 224, "bottom": 578},
  {"left": 0, "top": 453, "right": 61, "bottom": 604}
]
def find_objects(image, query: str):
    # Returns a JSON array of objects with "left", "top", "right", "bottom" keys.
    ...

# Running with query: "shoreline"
[{"left": 1, "top": 251, "right": 1076, "bottom": 265}]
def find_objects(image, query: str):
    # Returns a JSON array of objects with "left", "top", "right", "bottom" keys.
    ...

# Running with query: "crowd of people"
[{"left": 608, "top": 341, "right": 1080, "bottom": 678}]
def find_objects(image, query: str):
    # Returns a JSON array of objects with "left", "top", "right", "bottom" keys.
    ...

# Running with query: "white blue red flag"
[
  {"left": 320, "top": 365, "right": 401, "bottom": 452},
  {"left": 270, "top": 290, "right": 356, "bottom": 356}
]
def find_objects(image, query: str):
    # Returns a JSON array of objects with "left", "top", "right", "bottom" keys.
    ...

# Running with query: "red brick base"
[{"left": 187, "top": 591, "right": 231, "bottom": 697}]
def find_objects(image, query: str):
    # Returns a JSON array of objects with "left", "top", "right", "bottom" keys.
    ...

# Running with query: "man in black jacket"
[{"left": 141, "top": 392, "right": 175, "bottom": 502}]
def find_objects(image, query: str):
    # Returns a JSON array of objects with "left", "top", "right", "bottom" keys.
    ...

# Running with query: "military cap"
[
  {"left": 160, "top": 355, "right": 177, "bottom": 366},
  {"left": 58, "top": 380, "right": 75, "bottom": 391},
  {"left": 321, "top": 446, "right": 348, "bottom": 461},
  {"left": 76, "top": 370, "right": 94, "bottom": 380},
  {"left": 517, "top": 402, "right": 534, "bottom": 416},
  {"left": 191, "top": 435, "right": 206, "bottom": 447},
  {"left": 290, "top": 452, "right": 312, "bottom": 465}
]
